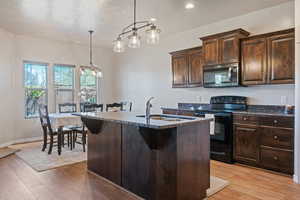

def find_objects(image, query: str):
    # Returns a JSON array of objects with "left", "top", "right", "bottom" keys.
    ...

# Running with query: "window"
[
  {"left": 53, "top": 64, "right": 75, "bottom": 111},
  {"left": 24, "top": 61, "right": 48, "bottom": 118},
  {"left": 80, "top": 68, "right": 98, "bottom": 104}
]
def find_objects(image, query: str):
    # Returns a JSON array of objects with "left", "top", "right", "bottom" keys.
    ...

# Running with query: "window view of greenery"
[
  {"left": 80, "top": 68, "right": 97, "bottom": 104},
  {"left": 54, "top": 65, "right": 75, "bottom": 111},
  {"left": 24, "top": 62, "right": 48, "bottom": 118}
]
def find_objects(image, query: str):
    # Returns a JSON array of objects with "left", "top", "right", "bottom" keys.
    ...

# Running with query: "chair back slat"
[{"left": 38, "top": 104, "right": 54, "bottom": 135}]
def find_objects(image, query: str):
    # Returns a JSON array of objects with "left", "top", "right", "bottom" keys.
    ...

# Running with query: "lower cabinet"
[
  {"left": 234, "top": 114, "right": 294, "bottom": 175},
  {"left": 234, "top": 125, "right": 259, "bottom": 166}
]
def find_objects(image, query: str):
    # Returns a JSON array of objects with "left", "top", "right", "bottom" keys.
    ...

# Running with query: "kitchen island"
[{"left": 80, "top": 112, "right": 212, "bottom": 200}]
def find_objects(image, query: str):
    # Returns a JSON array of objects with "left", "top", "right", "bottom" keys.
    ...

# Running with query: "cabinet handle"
[
  {"left": 273, "top": 135, "right": 278, "bottom": 140},
  {"left": 243, "top": 117, "right": 248, "bottom": 121},
  {"left": 237, "top": 127, "right": 256, "bottom": 132},
  {"left": 273, "top": 156, "right": 278, "bottom": 161},
  {"left": 274, "top": 120, "right": 278, "bottom": 124}
]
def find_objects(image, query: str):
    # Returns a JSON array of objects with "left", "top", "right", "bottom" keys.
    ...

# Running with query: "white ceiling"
[{"left": 0, "top": 0, "right": 293, "bottom": 47}]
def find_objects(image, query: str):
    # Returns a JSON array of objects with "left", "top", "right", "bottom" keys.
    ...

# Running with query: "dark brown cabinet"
[
  {"left": 268, "top": 32, "right": 295, "bottom": 84},
  {"left": 202, "top": 39, "right": 219, "bottom": 66},
  {"left": 241, "top": 29, "right": 295, "bottom": 85},
  {"left": 241, "top": 38, "right": 267, "bottom": 85},
  {"left": 234, "top": 125, "right": 259, "bottom": 166},
  {"left": 170, "top": 47, "right": 203, "bottom": 88},
  {"left": 200, "top": 29, "right": 250, "bottom": 66},
  {"left": 171, "top": 54, "right": 189, "bottom": 87},
  {"left": 233, "top": 113, "right": 294, "bottom": 175}
]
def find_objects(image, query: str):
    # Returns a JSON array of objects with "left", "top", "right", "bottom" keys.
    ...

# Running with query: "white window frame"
[
  {"left": 23, "top": 60, "right": 48, "bottom": 119},
  {"left": 79, "top": 66, "right": 99, "bottom": 105},
  {"left": 53, "top": 64, "right": 76, "bottom": 112}
]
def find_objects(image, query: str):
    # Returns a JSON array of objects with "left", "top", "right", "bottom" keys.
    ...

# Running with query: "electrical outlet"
[{"left": 281, "top": 96, "right": 287, "bottom": 105}]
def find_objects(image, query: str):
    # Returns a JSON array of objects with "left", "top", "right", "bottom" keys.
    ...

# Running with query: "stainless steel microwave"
[{"left": 203, "top": 64, "right": 239, "bottom": 88}]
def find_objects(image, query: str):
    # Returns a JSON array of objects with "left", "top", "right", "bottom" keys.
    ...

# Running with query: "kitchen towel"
[{"left": 205, "top": 114, "right": 215, "bottom": 135}]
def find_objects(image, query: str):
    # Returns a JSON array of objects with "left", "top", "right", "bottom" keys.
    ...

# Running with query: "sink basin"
[{"left": 136, "top": 114, "right": 197, "bottom": 121}]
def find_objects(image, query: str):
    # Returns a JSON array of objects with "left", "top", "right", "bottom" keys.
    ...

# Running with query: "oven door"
[
  {"left": 211, "top": 112, "right": 232, "bottom": 143},
  {"left": 196, "top": 112, "right": 232, "bottom": 143},
  {"left": 203, "top": 64, "right": 239, "bottom": 88}
]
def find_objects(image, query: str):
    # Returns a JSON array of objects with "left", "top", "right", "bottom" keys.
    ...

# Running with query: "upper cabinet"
[
  {"left": 200, "top": 29, "right": 250, "bottom": 66},
  {"left": 241, "top": 29, "right": 295, "bottom": 85},
  {"left": 241, "top": 38, "right": 267, "bottom": 85},
  {"left": 170, "top": 47, "right": 203, "bottom": 88}
]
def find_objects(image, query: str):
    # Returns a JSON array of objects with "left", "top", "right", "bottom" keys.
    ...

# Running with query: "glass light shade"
[
  {"left": 92, "top": 70, "right": 97, "bottom": 76},
  {"left": 96, "top": 71, "right": 103, "bottom": 78},
  {"left": 146, "top": 25, "right": 161, "bottom": 45},
  {"left": 128, "top": 31, "right": 141, "bottom": 48},
  {"left": 113, "top": 37, "right": 125, "bottom": 53}
]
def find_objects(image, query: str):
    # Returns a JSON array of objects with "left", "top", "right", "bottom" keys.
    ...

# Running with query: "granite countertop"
[
  {"left": 161, "top": 107, "right": 294, "bottom": 117},
  {"left": 79, "top": 112, "right": 212, "bottom": 130}
]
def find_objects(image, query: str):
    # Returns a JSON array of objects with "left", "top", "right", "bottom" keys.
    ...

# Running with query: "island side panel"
[
  {"left": 87, "top": 121, "right": 122, "bottom": 185},
  {"left": 121, "top": 125, "right": 177, "bottom": 200},
  {"left": 176, "top": 121, "right": 210, "bottom": 200}
]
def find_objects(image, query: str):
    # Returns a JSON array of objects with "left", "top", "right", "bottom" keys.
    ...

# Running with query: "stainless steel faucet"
[{"left": 146, "top": 97, "right": 155, "bottom": 122}]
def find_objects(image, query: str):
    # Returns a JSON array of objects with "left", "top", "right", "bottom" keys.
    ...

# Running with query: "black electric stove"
[{"left": 194, "top": 96, "right": 247, "bottom": 163}]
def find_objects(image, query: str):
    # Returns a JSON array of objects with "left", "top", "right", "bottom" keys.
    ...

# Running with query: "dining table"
[{"left": 48, "top": 113, "right": 82, "bottom": 155}]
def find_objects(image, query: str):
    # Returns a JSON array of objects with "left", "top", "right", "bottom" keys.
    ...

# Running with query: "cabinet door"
[
  {"left": 234, "top": 125, "right": 259, "bottom": 165},
  {"left": 172, "top": 55, "right": 188, "bottom": 87},
  {"left": 241, "top": 38, "right": 267, "bottom": 85},
  {"left": 203, "top": 39, "right": 219, "bottom": 66},
  {"left": 267, "top": 32, "right": 295, "bottom": 84},
  {"left": 219, "top": 35, "right": 239, "bottom": 64},
  {"left": 188, "top": 49, "right": 203, "bottom": 87}
]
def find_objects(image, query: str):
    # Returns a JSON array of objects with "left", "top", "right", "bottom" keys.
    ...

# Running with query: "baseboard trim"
[
  {"left": 0, "top": 136, "right": 42, "bottom": 148},
  {"left": 293, "top": 175, "right": 299, "bottom": 183}
]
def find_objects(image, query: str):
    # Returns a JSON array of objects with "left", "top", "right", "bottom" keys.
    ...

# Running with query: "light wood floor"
[{"left": 1, "top": 152, "right": 300, "bottom": 200}]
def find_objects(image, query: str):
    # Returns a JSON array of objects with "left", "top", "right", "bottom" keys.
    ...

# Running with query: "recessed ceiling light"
[
  {"left": 185, "top": 2, "right": 195, "bottom": 9},
  {"left": 150, "top": 18, "right": 157, "bottom": 22}
]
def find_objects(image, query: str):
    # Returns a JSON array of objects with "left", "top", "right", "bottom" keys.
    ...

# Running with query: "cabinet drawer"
[
  {"left": 259, "top": 116, "right": 294, "bottom": 128},
  {"left": 260, "top": 147, "right": 293, "bottom": 174},
  {"left": 261, "top": 128, "right": 293, "bottom": 149},
  {"left": 233, "top": 114, "right": 259, "bottom": 125}
]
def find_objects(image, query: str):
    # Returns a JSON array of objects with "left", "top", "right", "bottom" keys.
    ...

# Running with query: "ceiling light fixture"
[
  {"left": 185, "top": 2, "right": 195, "bottom": 9},
  {"left": 81, "top": 30, "right": 103, "bottom": 78},
  {"left": 113, "top": 0, "right": 161, "bottom": 53}
]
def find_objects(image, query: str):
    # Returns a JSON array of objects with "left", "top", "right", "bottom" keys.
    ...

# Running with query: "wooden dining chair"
[
  {"left": 38, "top": 104, "right": 72, "bottom": 155},
  {"left": 58, "top": 103, "right": 77, "bottom": 113},
  {"left": 121, "top": 101, "right": 133, "bottom": 112},
  {"left": 83, "top": 103, "right": 104, "bottom": 112},
  {"left": 106, "top": 103, "right": 123, "bottom": 112}
]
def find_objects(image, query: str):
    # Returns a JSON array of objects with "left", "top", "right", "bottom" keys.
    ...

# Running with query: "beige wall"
[
  {"left": 114, "top": 2, "right": 295, "bottom": 113},
  {"left": 0, "top": 29, "right": 16, "bottom": 146},
  {"left": 294, "top": 0, "right": 300, "bottom": 183},
  {"left": 0, "top": 31, "right": 115, "bottom": 147}
]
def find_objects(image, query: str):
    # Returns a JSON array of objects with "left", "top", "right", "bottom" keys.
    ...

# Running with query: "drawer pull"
[
  {"left": 237, "top": 127, "right": 256, "bottom": 132},
  {"left": 273, "top": 135, "right": 278, "bottom": 140},
  {"left": 243, "top": 117, "right": 247, "bottom": 121},
  {"left": 273, "top": 156, "right": 278, "bottom": 161},
  {"left": 274, "top": 120, "right": 278, "bottom": 124}
]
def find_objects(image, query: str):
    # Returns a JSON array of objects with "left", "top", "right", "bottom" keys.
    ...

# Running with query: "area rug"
[
  {"left": 0, "top": 147, "right": 19, "bottom": 159},
  {"left": 15, "top": 145, "right": 87, "bottom": 172},
  {"left": 207, "top": 176, "right": 229, "bottom": 197}
]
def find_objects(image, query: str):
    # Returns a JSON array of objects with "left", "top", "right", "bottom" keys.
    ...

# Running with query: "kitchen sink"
[{"left": 136, "top": 114, "right": 197, "bottom": 121}]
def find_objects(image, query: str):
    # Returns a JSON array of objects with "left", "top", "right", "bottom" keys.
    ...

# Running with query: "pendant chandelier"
[
  {"left": 113, "top": 0, "right": 161, "bottom": 53},
  {"left": 81, "top": 30, "right": 103, "bottom": 78}
]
